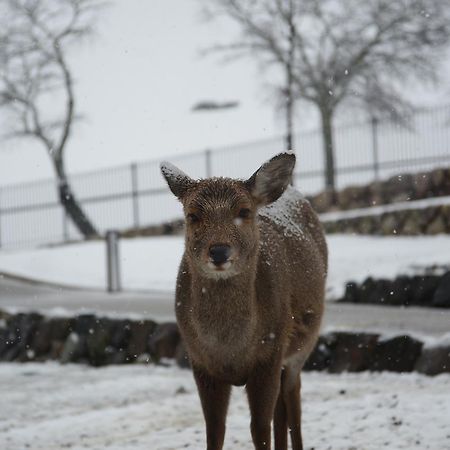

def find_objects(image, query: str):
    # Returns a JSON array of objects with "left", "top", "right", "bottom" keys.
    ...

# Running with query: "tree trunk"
[
  {"left": 285, "top": 90, "right": 293, "bottom": 152},
  {"left": 53, "top": 158, "right": 97, "bottom": 238},
  {"left": 319, "top": 106, "right": 336, "bottom": 193}
]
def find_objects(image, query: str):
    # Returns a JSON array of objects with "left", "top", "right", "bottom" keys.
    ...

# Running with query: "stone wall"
[
  {"left": 1, "top": 310, "right": 448, "bottom": 376},
  {"left": 339, "top": 271, "right": 450, "bottom": 308},
  {"left": 309, "top": 167, "right": 450, "bottom": 213},
  {"left": 118, "top": 167, "right": 450, "bottom": 239},
  {"left": 323, "top": 203, "right": 450, "bottom": 235}
]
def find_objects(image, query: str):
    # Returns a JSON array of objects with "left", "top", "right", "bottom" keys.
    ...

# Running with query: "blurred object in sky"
[{"left": 191, "top": 100, "right": 239, "bottom": 112}]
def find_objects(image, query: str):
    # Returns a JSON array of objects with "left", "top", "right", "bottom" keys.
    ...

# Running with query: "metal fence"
[{"left": 1, "top": 104, "right": 450, "bottom": 249}]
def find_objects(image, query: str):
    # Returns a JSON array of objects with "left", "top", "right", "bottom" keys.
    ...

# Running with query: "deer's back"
[{"left": 257, "top": 187, "right": 327, "bottom": 365}]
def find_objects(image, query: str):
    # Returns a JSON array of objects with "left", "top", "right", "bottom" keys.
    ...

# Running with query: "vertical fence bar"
[
  {"left": 205, "top": 149, "right": 212, "bottom": 178},
  {"left": 371, "top": 117, "right": 380, "bottom": 182},
  {"left": 62, "top": 209, "right": 69, "bottom": 242},
  {"left": 130, "top": 163, "right": 140, "bottom": 229}
]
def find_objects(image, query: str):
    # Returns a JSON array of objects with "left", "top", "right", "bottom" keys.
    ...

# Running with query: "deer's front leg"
[
  {"left": 246, "top": 361, "right": 282, "bottom": 450},
  {"left": 193, "top": 366, "right": 232, "bottom": 450}
]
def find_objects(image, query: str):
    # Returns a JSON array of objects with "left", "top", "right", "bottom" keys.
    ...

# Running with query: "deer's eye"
[
  {"left": 187, "top": 213, "right": 200, "bottom": 224},
  {"left": 238, "top": 208, "right": 251, "bottom": 219}
]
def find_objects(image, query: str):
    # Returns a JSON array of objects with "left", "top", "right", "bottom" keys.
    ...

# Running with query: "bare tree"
[
  {"left": 203, "top": 0, "right": 299, "bottom": 153},
  {"left": 204, "top": 0, "right": 450, "bottom": 191},
  {"left": 0, "top": 0, "right": 104, "bottom": 237}
]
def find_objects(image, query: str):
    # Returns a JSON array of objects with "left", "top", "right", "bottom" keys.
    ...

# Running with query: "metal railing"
[{"left": 0, "top": 104, "right": 449, "bottom": 249}]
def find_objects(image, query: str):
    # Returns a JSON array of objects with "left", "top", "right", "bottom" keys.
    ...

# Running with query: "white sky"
[{"left": 0, "top": 0, "right": 448, "bottom": 187}]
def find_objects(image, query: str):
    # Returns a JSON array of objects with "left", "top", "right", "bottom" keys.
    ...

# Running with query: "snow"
[
  {"left": 0, "top": 233, "right": 449, "bottom": 301},
  {"left": 0, "top": 362, "right": 449, "bottom": 450},
  {"left": 259, "top": 186, "right": 306, "bottom": 238},
  {"left": 160, "top": 161, "right": 192, "bottom": 184}
]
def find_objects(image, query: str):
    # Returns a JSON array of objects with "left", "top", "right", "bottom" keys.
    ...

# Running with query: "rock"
[
  {"left": 148, "top": 323, "right": 181, "bottom": 361},
  {"left": 359, "top": 278, "right": 392, "bottom": 305},
  {"left": 409, "top": 276, "right": 440, "bottom": 306},
  {"left": 110, "top": 320, "right": 132, "bottom": 353},
  {"left": 380, "top": 214, "right": 400, "bottom": 235},
  {"left": 388, "top": 277, "right": 411, "bottom": 306},
  {"left": 426, "top": 213, "right": 446, "bottom": 235},
  {"left": 357, "top": 216, "right": 375, "bottom": 235},
  {"left": 415, "top": 346, "right": 450, "bottom": 375},
  {"left": 432, "top": 272, "right": 450, "bottom": 308},
  {"left": 60, "top": 332, "right": 85, "bottom": 364},
  {"left": 326, "top": 332, "right": 379, "bottom": 373},
  {"left": 430, "top": 168, "right": 447, "bottom": 196},
  {"left": 303, "top": 336, "right": 332, "bottom": 371},
  {"left": 441, "top": 205, "right": 450, "bottom": 232},
  {"left": 73, "top": 314, "right": 98, "bottom": 335},
  {"left": 367, "top": 181, "right": 385, "bottom": 206},
  {"left": 391, "top": 174, "right": 414, "bottom": 203},
  {"left": 412, "top": 172, "right": 432, "bottom": 199},
  {"left": 85, "top": 320, "right": 116, "bottom": 367},
  {"left": 401, "top": 211, "right": 422, "bottom": 235},
  {"left": 127, "top": 320, "right": 157, "bottom": 362},
  {"left": 340, "top": 282, "right": 360, "bottom": 304},
  {"left": 323, "top": 221, "right": 338, "bottom": 234},
  {"left": 337, "top": 186, "right": 361, "bottom": 210},
  {"left": 309, "top": 190, "right": 335, "bottom": 213},
  {"left": 30, "top": 319, "right": 54, "bottom": 358},
  {"left": 2, "top": 313, "right": 43, "bottom": 362},
  {"left": 175, "top": 341, "right": 191, "bottom": 369},
  {"left": 369, "top": 335, "right": 423, "bottom": 372}
]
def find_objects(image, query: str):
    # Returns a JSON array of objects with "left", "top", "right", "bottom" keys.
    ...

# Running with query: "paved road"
[{"left": 1, "top": 275, "right": 449, "bottom": 337}]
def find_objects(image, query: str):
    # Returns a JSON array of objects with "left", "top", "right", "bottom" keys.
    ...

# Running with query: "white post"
[{"left": 106, "top": 230, "right": 121, "bottom": 292}]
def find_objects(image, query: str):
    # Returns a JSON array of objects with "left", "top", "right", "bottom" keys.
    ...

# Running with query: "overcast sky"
[{"left": 0, "top": 0, "right": 448, "bottom": 187}]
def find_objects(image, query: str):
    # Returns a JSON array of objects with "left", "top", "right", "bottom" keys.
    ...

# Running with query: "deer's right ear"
[
  {"left": 245, "top": 152, "right": 295, "bottom": 206},
  {"left": 160, "top": 162, "right": 195, "bottom": 199}
]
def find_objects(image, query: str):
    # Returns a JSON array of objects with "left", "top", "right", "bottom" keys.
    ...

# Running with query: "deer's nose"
[{"left": 209, "top": 245, "right": 231, "bottom": 266}]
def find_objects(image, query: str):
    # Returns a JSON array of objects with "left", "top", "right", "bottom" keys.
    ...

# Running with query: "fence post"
[
  {"left": 371, "top": 117, "right": 380, "bottom": 182},
  {"left": 106, "top": 230, "right": 121, "bottom": 293},
  {"left": 130, "top": 163, "right": 140, "bottom": 228},
  {"left": 205, "top": 149, "right": 212, "bottom": 178}
]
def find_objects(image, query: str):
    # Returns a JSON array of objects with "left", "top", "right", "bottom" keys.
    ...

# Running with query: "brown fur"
[{"left": 161, "top": 153, "right": 327, "bottom": 450}]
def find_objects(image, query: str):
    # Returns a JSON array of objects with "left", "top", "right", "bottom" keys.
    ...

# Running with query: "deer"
[{"left": 160, "top": 152, "right": 327, "bottom": 450}]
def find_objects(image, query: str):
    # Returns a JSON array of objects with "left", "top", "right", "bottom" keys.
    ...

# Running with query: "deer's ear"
[
  {"left": 160, "top": 162, "right": 195, "bottom": 199},
  {"left": 245, "top": 152, "right": 296, "bottom": 206}
]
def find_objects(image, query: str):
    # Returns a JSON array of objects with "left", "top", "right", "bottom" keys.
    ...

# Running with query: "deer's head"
[{"left": 161, "top": 153, "right": 295, "bottom": 279}]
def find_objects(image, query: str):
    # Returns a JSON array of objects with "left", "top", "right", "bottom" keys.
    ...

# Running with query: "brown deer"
[{"left": 160, "top": 152, "right": 327, "bottom": 450}]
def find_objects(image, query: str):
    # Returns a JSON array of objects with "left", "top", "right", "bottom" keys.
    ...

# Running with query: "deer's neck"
[{"left": 190, "top": 263, "right": 258, "bottom": 343}]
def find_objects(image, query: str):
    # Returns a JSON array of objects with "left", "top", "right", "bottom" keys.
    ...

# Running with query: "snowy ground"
[
  {"left": 0, "top": 362, "right": 449, "bottom": 450},
  {"left": 0, "top": 234, "right": 449, "bottom": 300}
]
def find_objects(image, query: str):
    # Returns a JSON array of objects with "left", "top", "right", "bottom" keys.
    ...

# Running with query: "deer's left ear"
[{"left": 245, "top": 152, "right": 296, "bottom": 206}]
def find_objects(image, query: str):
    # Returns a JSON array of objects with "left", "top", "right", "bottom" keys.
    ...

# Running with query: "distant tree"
[
  {"left": 205, "top": 0, "right": 450, "bottom": 191},
  {"left": 0, "top": 0, "right": 104, "bottom": 237}
]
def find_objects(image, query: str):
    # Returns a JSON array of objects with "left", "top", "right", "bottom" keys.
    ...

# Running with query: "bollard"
[{"left": 106, "top": 230, "right": 121, "bottom": 293}]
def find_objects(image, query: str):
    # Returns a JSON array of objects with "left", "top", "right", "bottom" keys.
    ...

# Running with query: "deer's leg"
[
  {"left": 283, "top": 369, "right": 303, "bottom": 450},
  {"left": 246, "top": 362, "right": 282, "bottom": 450},
  {"left": 193, "top": 366, "right": 231, "bottom": 450},
  {"left": 273, "top": 370, "right": 288, "bottom": 450}
]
